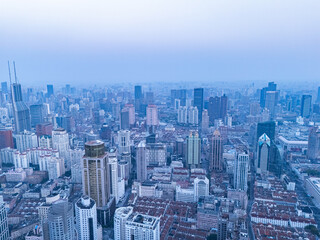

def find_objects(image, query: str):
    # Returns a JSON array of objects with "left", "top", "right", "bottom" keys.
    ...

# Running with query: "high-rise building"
[
  {"left": 134, "top": 85, "right": 142, "bottom": 113},
  {"left": 52, "top": 128, "right": 70, "bottom": 160},
  {"left": 234, "top": 153, "right": 249, "bottom": 191},
  {"left": 146, "top": 105, "right": 159, "bottom": 127},
  {"left": 122, "top": 104, "right": 135, "bottom": 127},
  {"left": 194, "top": 88, "right": 204, "bottom": 122},
  {"left": 308, "top": 126, "right": 320, "bottom": 160},
  {"left": 145, "top": 142, "right": 166, "bottom": 167},
  {"left": 82, "top": 140, "right": 110, "bottom": 208},
  {"left": 125, "top": 213, "right": 160, "bottom": 240},
  {"left": 188, "top": 106, "right": 199, "bottom": 125},
  {"left": 11, "top": 83, "right": 31, "bottom": 132},
  {"left": 177, "top": 106, "right": 188, "bottom": 124},
  {"left": 120, "top": 109, "right": 130, "bottom": 130},
  {"left": 194, "top": 177, "right": 209, "bottom": 201},
  {"left": 201, "top": 110, "right": 209, "bottom": 132},
  {"left": 218, "top": 218, "right": 228, "bottom": 240},
  {"left": 186, "top": 131, "right": 201, "bottom": 168},
  {"left": 75, "top": 196, "right": 101, "bottom": 240},
  {"left": 114, "top": 207, "right": 133, "bottom": 240},
  {"left": 208, "top": 95, "right": 228, "bottom": 124},
  {"left": 171, "top": 89, "right": 187, "bottom": 107},
  {"left": 30, "top": 104, "right": 47, "bottom": 127},
  {"left": 260, "top": 82, "right": 277, "bottom": 108},
  {"left": 1, "top": 82, "right": 8, "bottom": 93},
  {"left": 0, "top": 128, "right": 14, "bottom": 149},
  {"left": 209, "top": 130, "right": 223, "bottom": 171},
  {"left": 257, "top": 121, "right": 275, "bottom": 142},
  {"left": 136, "top": 141, "right": 147, "bottom": 182},
  {"left": 255, "top": 133, "right": 270, "bottom": 174},
  {"left": 0, "top": 202, "right": 9, "bottom": 240},
  {"left": 108, "top": 148, "right": 119, "bottom": 203},
  {"left": 36, "top": 122, "right": 53, "bottom": 137},
  {"left": 118, "top": 130, "right": 131, "bottom": 155},
  {"left": 301, "top": 94, "right": 312, "bottom": 118},
  {"left": 14, "top": 130, "right": 38, "bottom": 152},
  {"left": 317, "top": 87, "right": 320, "bottom": 104},
  {"left": 265, "top": 91, "right": 278, "bottom": 119},
  {"left": 48, "top": 199, "right": 74, "bottom": 240},
  {"left": 47, "top": 84, "right": 54, "bottom": 97},
  {"left": 69, "top": 149, "right": 84, "bottom": 184}
]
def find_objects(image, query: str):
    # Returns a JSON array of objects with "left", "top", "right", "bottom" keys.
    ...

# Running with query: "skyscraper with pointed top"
[{"left": 209, "top": 129, "right": 223, "bottom": 171}]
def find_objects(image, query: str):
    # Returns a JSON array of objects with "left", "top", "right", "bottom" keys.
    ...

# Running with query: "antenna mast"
[
  {"left": 13, "top": 61, "right": 18, "bottom": 83},
  {"left": 7, "top": 61, "right": 12, "bottom": 85}
]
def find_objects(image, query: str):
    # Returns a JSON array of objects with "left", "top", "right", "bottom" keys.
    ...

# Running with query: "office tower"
[
  {"left": 308, "top": 126, "right": 320, "bottom": 160},
  {"left": 255, "top": 133, "right": 270, "bottom": 174},
  {"left": 11, "top": 83, "right": 31, "bottom": 132},
  {"left": 268, "top": 143, "right": 282, "bottom": 177},
  {"left": 145, "top": 91, "right": 154, "bottom": 104},
  {"left": 317, "top": 87, "right": 320, "bottom": 104},
  {"left": 146, "top": 105, "right": 159, "bottom": 127},
  {"left": 48, "top": 199, "right": 74, "bottom": 240},
  {"left": 14, "top": 131, "right": 38, "bottom": 152},
  {"left": 52, "top": 128, "right": 70, "bottom": 159},
  {"left": 301, "top": 94, "right": 312, "bottom": 118},
  {"left": 134, "top": 85, "right": 142, "bottom": 113},
  {"left": 75, "top": 196, "right": 100, "bottom": 240},
  {"left": 218, "top": 218, "right": 228, "bottom": 240},
  {"left": 47, "top": 84, "right": 54, "bottom": 97},
  {"left": 120, "top": 109, "right": 130, "bottom": 130},
  {"left": 100, "top": 124, "right": 112, "bottom": 141},
  {"left": 194, "top": 88, "right": 204, "bottom": 122},
  {"left": 265, "top": 91, "right": 278, "bottom": 118},
  {"left": 146, "top": 142, "right": 166, "bottom": 167},
  {"left": 188, "top": 106, "right": 199, "bottom": 125},
  {"left": 186, "top": 131, "right": 201, "bottom": 168},
  {"left": 194, "top": 177, "right": 209, "bottom": 201},
  {"left": 30, "top": 104, "right": 47, "bottom": 127},
  {"left": 257, "top": 121, "right": 275, "bottom": 142},
  {"left": 47, "top": 157, "right": 65, "bottom": 180},
  {"left": 249, "top": 102, "right": 260, "bottom": 116},
  {"left": 208, "top": 95, "right": 228, "bottom": 124},
  {"left": 209, "top": 130, "right": 223, "bottom": 171},
  {"left": 108, "top": 148, "right": 119, "bottom": 203},
  {"left": 1, "top": 82, "right": 8, "bottom": 93},
  {"left": 69, "top": 149, "right": 84, "bottom": 184},
  {"left": 55, "top": 116, "right": 75, "bottom": 132},
  {"left": 201, "top": 110, "right": 209, "bottom": 132},
  {"left": 82, "top": 140, "right": 110, "bottom": 207},
  {"left": 0, "top": 128, "right": 13, "bottom": 149},
  {"left": 260, "top": 82, "right": 277, "bottom": 108},
  {"left": 174, "top": 99, "right": 181, "bottom": 110},
  {"left": 171, "top": 89, "right": 187, "bottom": 107},
  {"left": 125, "top": 104, "right": 135, "bottom": 126},
  {"left": 114, "top": 207, "right": 133, "bottom": 240},
  {"left": 234, "top": 153, "right": 249, "bottom": 191},
  {"left": 177, "top": 106, "right": 188, "bottom": 124},
  {"left": 136, "top": 141, "right": 147, "bottom": 181},
  {"left": 0, "top": 202, "right": 9, "bottom": 240},
  {"left": 118, "top": 130, "right": 131, "bottom": 155},
  {"left": 125, "top": 213, "right": 160, "bottom": 240}
]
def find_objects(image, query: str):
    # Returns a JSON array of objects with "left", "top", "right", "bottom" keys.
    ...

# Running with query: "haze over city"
[{"left": 1, "top": 0, "right": 320, "bottom": 86}]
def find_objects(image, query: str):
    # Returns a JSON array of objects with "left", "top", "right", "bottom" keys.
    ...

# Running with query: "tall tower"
[
  {"left": 186, "top": 131, "right": 201, "bottom": 168},
  {"left": 209, "top": 130, "right": 223, "bottom": 171},
  {"left": 108, "top": 148, "right": 119, "bottom": 203},
  {"left": 82, "top": 140, "right": 110, "bottom": 208},
  {"left": 0, "top": 202, "right": 9, "bottom": 240},
  {"left": 52, "top": 128, "right": 70, "bottom": 160},
  {"left": 48, "top": 200, "right": 74, "bottom": 240},
  {"left": 146, "top": 105, "right": 159, "bottom": 128},
  {"left": 194, "top": 177, "right": 209, "bottom": 201},
  {"left": 134, "top": 85, "right": 142, "bottom": 114},
  {"left": 308, "top": 126, "right": 320, "bottom": 160},
  {"left": 194, "top": 88, "right": 204, "bottom": 122},
  {"left": 75, "top": 196, "right": 100, "bottom": 240},
  {"left": 255, "top": 133, "right": 271, "bottom": 174},
  {"left": 301, "top": 95, "right": 312, "bottom": 118},
  {"left": 11, "top": 83, "right": 31, "bottom": 133},
  {"left": 118, "top": 130, "right": 131, "bottom": 155},
  {"left": 136, "top": 141, "right": 147, "bottom": 182},
  {"left": 234, "top": 153, "right": 249, "bottom": 191}
]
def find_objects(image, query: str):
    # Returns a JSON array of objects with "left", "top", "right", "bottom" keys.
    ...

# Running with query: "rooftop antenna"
[
  {"left": 13, "top": 61, "right": 18, "bottom": 84},
  {"left": 7, "top": 61, "right": 12, "bottom": 85}
]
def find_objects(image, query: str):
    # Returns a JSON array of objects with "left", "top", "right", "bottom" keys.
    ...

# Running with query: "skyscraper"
[
  {"left": 194, "top": 88, "right": 204, "bottom": 122},
  {"left": 317, "top": 87, "right": 320, "bottom": 104},
  {"left": 255, "top": 133, "right": 271, "bottom": 174},
  {"left": 11, "top": 83, "right": 31, "bottom": 133},
  {"left": 194, "top": 177, "right": 209, "bottom": 201},
  {"left": 136, "top": 141, "right": 147, "bottom": 182},
  {"left": 209, "top": 130, "right": 223, "bottom": 171},
  {"left": 186, "top": 131, "right": 201, "bottom": 168},
  {"left": 301, "top": 94, "right": 312, "bottom": 118},
  {"left": 0, "top": 128, "right": 14, "bottom": 150},
  {"left": 265, "top": 91, "right": 278, "bottom": 119},
  {"left": 234, "top": 153, "right": 249, "bottom": 191},
  {"left": 146, "top": 105, "right": 159, "bottom": 128},
  {"left": 108, "top": 148, "right": 119, "bottom": 203},
  {"left": 0, "top": 202, "right": 9, "bottom": 240},
  {"left": 257, "top": 121, "right": 275, "bottom": 142},
  {"left": 134, "top": 85, "right": 142, "bottom": 113},
  {"left": 307, "top": 126, "right": 320, "bottom": 160},
  {"left": 208, "top": 95, "right": 228, "bottom": 124},
  {"left": 48, "top": 199, "right": 74, "bottom": 240},
  {"left": 30, "top": 104, "right": 47, "bottom": 127},
  {"left": 75, "top": 196, "right": 100, "bottom": 240},
  {"left": 114, "top": 207, "right": 133, "bottom": 240},
  {"left": 260, "top": 81, "right": 277, "bottom": 108},
  {"left": 82, "top": 140, "right": 110, "bottom": 208},
  {"left": 52, "top": 128, "right": 70, "bottom": 160},
  {"left": 118, "top": 130, "right": 131, "bottom": 155},
  {"left": 47, "top": 84, "right": 54, "bottom": 97},
  {"left": 120, "top": 109, "right": 130, "bottom": 130},
  {"left": 201, "top": 110, "right": 209, "bottom": 132}
]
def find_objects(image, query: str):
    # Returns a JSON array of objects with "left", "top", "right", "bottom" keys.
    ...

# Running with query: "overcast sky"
[{"left": 0, "top": 0, "right": 319, "bottom": 86}]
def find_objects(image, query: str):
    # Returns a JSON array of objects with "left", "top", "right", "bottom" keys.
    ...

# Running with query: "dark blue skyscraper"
[
  {"left": 47, "top": 84, "right": 54, "bottom": 97},
  {"left": 301, "top": 95, "right": 312, "bottom": 118},
  {"left": 194, "top": 88, "right": 204, "bottom": 122}
]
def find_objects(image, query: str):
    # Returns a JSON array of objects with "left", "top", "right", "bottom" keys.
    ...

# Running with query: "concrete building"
[
  {"left": 256, "top": 133, "right": 271, "bottom": 174},
  {"left": 118, "top": 130, "right": 131, "bottom": 155},
  {"left": 114, "top": 207, "right": 133, "bottom": 240},
  {"left": 146, "top": 105, "right": 159, "bottom": 127},
  {"left": 194, "top": 177, "right": 209, "bottom": 201},
  {"left": 305, "top": 177, "right": 320, "bottom": 207},
  {"left": 209, "top": 130, "right": 223, "bottom": 171},
  {"left": 108, "top": 148, "right": 119, "bottom": 203},
  {"left": 0, "top": 202, "right": 9, "bottom": 240},
  {"left": 187, "top": 131, "right": 201, "bottom": 168},
  {"left": 75, "top": 196, "right": 101, "bottom": 240},
  {"left": 188, "top": 106, "right": 199, "bottom": 125},
  {"left": 14, "top": 130, "right": 38, "bottom": 152},
  {"left": 136, "top": 141, "right": 147, "bottom": 182},
  {"left": 234, "top": 153, "right": 249, "bottom": 191},
  {"left": 307, "top": 126, "right": 320, "bottom": 160},
  {"left": 52, "top": 128, "right": 70, "bottom": 160}
]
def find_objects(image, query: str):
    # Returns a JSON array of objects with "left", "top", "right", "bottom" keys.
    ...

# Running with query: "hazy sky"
[{"left": 0, "top": 0, "right": 319, "bottom": 86}]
